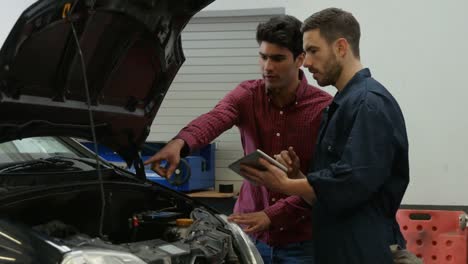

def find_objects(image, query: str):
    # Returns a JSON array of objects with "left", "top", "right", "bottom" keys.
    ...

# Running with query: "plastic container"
[
  {"left": 176, "top": 218, "right": 194, "bottom": 238},
  {"left": 397, "top": 209, "right": 468, "bottom": 263}
]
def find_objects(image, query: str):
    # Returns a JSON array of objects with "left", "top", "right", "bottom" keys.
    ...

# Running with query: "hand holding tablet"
[{"left": 228, "top": 149, "right": 288, "bottom": 178}]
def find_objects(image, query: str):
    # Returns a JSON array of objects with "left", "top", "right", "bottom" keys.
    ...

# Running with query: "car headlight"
[
  {"left": 62, "top": 249, "right": 147, "bottom": 264},
  {"left": 217, "top": 214, "right": 263, "bottom": 264}
]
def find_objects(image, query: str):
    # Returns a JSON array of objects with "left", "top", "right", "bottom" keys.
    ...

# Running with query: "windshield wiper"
[
  {"left": 48, "top": 155, "right": 114, "bottom": 171},
  {"left": 48, "top": 155, "right": 109, "bottom": 167},
  {"left": 0, "top": 158, "right": 78, "bottom": 173}
]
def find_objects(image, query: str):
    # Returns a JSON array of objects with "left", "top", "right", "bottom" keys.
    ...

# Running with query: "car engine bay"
[{"left": 0, "top": 180, "right": 242, "bottom": 263}]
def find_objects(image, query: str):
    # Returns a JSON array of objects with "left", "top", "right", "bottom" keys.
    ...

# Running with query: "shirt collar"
[
  {"left": 333, "top": 68, "right": 371, "bottom": 105},
  {"left": 295, "top": 69, "right": 309, "bottom": 104}
]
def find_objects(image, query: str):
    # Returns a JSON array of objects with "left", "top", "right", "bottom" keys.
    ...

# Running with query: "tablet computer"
[{"left": 228, "top": 149, "right": 288, "bottom": 178}]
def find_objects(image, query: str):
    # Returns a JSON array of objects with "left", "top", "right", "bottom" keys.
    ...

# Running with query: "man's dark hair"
[
  {"left": 301, "top": 8, "right": 361, "bottom": 58},
  {"left": 256, "top": 15, "right": 303, "bottom": 58}
]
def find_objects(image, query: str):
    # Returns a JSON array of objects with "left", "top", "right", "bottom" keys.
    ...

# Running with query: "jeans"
[{"left": 253, "top": 238, "right": 315, "bottom": 264}]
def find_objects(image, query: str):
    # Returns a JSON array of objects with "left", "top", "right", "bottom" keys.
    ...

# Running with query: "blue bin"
[{"left": 80, "top": 141, "right": 215, "bottom": 192}]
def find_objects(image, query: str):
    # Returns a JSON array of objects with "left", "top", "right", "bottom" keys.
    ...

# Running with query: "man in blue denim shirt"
[{"left": 240, "top": 8, "right": 410, "bottom": 264}]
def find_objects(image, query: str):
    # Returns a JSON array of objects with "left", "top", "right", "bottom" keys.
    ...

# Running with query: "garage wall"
[{"left": 148, "top": 8, "right": 285, "bottom": 192}]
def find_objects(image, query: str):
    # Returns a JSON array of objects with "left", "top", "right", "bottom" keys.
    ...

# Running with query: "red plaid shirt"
[{"left": 177, "top": 71, "right": 332, "bottom": 246}]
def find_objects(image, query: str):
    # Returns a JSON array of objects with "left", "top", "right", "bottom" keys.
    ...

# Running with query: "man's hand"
[
  {"left": 241, "top": 157, "right": 316, "bottom": 204},
  {"left": 143, "top": 139, "right": 185, "bottom": 178},
  {"left": 240, "top": 158, "right": 291, "bottom": 194},
  {"left": 228, "top": 211, "right": 271, "bottom": 233},
  {"left": 274, "top": 146, "right": 303, "bottom": 179}
]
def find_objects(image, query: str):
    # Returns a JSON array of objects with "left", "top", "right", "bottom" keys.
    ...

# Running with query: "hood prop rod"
[{"left": 68, "top": 4, "right": 106, "bottom": 239}]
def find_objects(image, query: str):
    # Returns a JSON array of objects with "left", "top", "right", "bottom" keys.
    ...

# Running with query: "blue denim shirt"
[{"left": 307, "top": 68, "right": 409, "bottom": 264}]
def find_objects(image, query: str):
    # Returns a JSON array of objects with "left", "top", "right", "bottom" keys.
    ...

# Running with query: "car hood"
[{"left": 0, "top": 0, "right": 213, "bottom": 165}]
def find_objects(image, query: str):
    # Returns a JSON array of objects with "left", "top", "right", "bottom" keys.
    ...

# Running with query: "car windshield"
[{"left": 0, "top": 137, "right": 81, "bottom": 165}]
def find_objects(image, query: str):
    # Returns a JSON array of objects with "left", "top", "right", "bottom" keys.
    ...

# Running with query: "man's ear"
[
  {"left": 335, "top": 38, "right": 349, "bottom": 58},
  {"left": 295, "top": 52, "right": 305, "bottom": 68}
]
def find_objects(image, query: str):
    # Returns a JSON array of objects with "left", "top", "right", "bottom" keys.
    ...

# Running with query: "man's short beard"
[{"left": 318, "top": 54, "right": 342, "bottom": 87}]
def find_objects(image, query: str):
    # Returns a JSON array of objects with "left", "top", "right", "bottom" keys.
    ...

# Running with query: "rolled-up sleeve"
[
  {"left": 176, "top": 83, "right": 252, "bottom": 151},
  {"left": 307, "top": 97, "right": 395, "bottom": 216}
]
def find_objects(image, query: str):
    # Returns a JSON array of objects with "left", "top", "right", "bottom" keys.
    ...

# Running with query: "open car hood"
[{"left": 0, "top": 0, "right": 213, "bottom": 165}]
